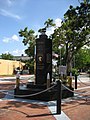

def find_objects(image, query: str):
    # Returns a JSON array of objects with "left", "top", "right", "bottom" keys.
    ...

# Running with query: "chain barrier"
[
  {"left": 27, "top": 75, "right": 35, "bottom": 80},
  {"left": 61, "top": 83, "right": 90, "bottom": 99},
  {"left": 62, "top": 83, "right": 90, "bottom": 95},
  {"left": 0, "top": 78, "right": 90, "bottom": 100},
  {"left": 0, "top": 82, "right": 89, "bottom": 97},
  {"left": 77, "top": 76, "right": 90, "bottom": 86},
  {"left": 0, "top": 90, "right": 13, "bottom": 92},
  {"left": 20, "top": 80, "right": 25, "bottom": 85},
  {"left": 0, "top": 84, "right": 56, "bottom": 98}
]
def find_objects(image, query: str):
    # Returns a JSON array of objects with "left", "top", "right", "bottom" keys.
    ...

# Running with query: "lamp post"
[
  {"left": 58, "top": 45, "right": 62, "bottom": 66},
  {"left": 73, "top": 46, "right": 76, "bottom": 68},
  {"left": 65, "top": 41, "right": 68, "bottom": 66},
  {"left": 58, "top": 44, "right": 64, "bottom": 66}
]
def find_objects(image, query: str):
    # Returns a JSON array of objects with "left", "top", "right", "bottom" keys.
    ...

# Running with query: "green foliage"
[
  {"left": 44, "top": 18, "right": 55, "bottom": 28},
  {"left": 71, "top": 68, "right": 79, "bottom": 76},
  {"left": 1, "top": 53, "right": 14, "bottom": 60},
  {"left": 52, "top": 2, "right": 90, "bottom": 73},
  {"left": 19, "top": 27, "right": 36, "bottom": 47},
  {"left": 19, "top": 27, "right": 37, "bottom": 73},
  {"left": 18, "top": 2, "right": 90, "bottom": 74},
  {"left": 25, "top": 60, "right": 34, "bottom": 74},
  {"left": 19, "top": 27, "right": 37, "bottom": 57},
  {"left": 75, "top": 48, "right": 90, "bottom": 70}
]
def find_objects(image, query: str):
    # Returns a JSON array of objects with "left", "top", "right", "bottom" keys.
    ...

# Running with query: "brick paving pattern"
[
  {"left": 0, "top": 100, "right": 55, "bottom": 120},
  {"left": 0, "top": 74, "right": 90, "bottom": 120}
]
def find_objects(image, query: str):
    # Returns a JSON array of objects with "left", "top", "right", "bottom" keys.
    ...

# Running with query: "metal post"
[
  {"left": 75, "top": 74, "right": 77, "bottom": 89},
  {"left": 16, "top": 71, "right": 20, "bottom": 89},
  {"left": 57, "top": 80, "right": 61, "bottom": 114}
]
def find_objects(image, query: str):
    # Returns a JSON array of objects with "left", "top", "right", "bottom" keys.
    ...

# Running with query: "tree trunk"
[{"left": 66, "top": 51, "right": 72, "bottom": 75}]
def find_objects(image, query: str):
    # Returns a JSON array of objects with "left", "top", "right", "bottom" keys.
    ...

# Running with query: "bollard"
[
  {"left": 47, "top": 73, "right": 50, "bottom": 88},
  {"left": 56, "top": 80, "right": 61, "bottom": 114},
  {"left": 75, "top": 74, "right": 77, "bottom": 89},
  {"left": 16, "top": 71, "right": 20, "bottom": 89},
  {"left": 67, "top": 76, "right": 72, "bottom": 88}
]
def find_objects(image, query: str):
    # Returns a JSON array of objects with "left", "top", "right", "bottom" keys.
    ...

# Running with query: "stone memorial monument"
[
  {"left": 36, "top": 28, "right": 52, "bottom": 85},
  {"left": 14, "top": 28, "right": 57, "bottom": 101}
]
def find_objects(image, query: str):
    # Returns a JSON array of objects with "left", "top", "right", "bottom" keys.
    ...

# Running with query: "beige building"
[{"left": 0, "top": 59, "right": 25, "bottom": 75}]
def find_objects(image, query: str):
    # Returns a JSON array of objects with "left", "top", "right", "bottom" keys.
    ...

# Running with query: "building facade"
[{"left": 0, "top": 59, "right": 25, "bottom": 75}]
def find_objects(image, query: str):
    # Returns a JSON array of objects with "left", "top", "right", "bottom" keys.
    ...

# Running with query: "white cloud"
[
  {"left": 46, "top": 27, "right": 55, "bottom": 36},
  {"left": 4, "top": 51, "right": 9, "bottom": 54},
  {"left": 0, "top": 0, "right": 28, "bottom": 8},
  {"left": 46, "top": 18, "right": 62, "bottom": 36},
  {"left": 12, "top": 35, "right": 19, "bottom": 41},
  {"left": 0, "top": 0, "right": 21, "bottom": 20},
  {"left": 55, "top": 18, "right": 62, "bottom": 27},
  {"left": 2, "top": 34, "right": 19, "bottom": 43},
  {"left": 0, "top": 0, "right": 13, "bottom": 8},
  {"left": 3, "top": 49, "right": 26, "bottom": 56},
  {"left": 2, "top": 37, "right": 10, "bottom": 43},
  {"left": 0, "top": 9, "right": 21, "bottom": 20},
  {"left": 12, "top": 49, "right": 26, "bottom": 56},
  {"left": 13, "top": 49, "right": 20, "bottom": 54},
  {"left": 7, "top": 0, "right": 13, "bottom": 6}
]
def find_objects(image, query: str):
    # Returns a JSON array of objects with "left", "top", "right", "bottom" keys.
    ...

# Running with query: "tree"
[
  {"left": 38, "top": 18, "right": 55, "bottom": 33},
  {"left": 52, "top": 2, "right": 90, "bottom": 74},
  {"left": 18, "top": 2, "right": 90, "bottom": 75},
  {"left": 19, "top": 27, "right": 37, "bottom": 57},
  {"left": 44, "top": 18, "right": 55, "bottom": 28},
  {"left": 18, "top": 27, "right": 37, "bottom": 73},
  {"left": 75, "top": 47, "right": 90, "bottom": 71},
  {"left": 1, "top": 53, "right": 13, "bottom": 60},
  {"left": 18, "top": 19, "right": 55, "bottom": 73}
]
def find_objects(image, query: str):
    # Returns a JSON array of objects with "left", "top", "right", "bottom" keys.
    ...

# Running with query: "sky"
[{"left": 0, "top": 0, "right": 80, "bottom": 56}]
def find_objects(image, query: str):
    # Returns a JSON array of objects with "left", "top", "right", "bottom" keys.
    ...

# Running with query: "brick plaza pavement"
[{"left": 0, "top": 73, "right": 90, "bottom": 120}]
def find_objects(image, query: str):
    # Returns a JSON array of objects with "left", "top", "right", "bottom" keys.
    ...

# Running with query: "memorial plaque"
[{"left": 59, "top": 65, "right": 67, "bottom": 75}]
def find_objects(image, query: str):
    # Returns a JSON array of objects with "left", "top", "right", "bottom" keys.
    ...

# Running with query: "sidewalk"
[
  {"left": 0, "top": 99, "right": 56, "bottom": 120},
  {"left": 0, "top": 75, "right": 70, "bottom": 120},
  {"left": 62, "top": 73, "right": 90, "bottom": 120},
  {"left": 0, "top": 74, "right": 33, "bottom": 80},
  {"left": 0, "top": 73, "right": 90, "bottom": 120}
]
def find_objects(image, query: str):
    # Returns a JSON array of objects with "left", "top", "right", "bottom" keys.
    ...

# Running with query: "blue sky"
[{"left": 0, "top": 0, "right": 80, "bottom": 56}]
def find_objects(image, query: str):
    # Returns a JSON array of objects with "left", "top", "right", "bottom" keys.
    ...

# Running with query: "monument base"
[
  {"left": 14, "top": 83, "right": 57, "bottom": 101},
  {"left": 14, "top": 82, "right": 74, "bottom": 101},
  {"left": 62, "top": 86, "right": 74, "bottom": 99}
]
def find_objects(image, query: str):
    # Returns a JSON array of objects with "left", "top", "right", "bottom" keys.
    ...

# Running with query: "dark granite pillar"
[{"left": 36, "top": 32, "right": 52, "bottom": 85}]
